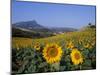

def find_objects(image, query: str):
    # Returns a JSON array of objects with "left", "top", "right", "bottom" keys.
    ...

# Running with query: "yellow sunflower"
[
  {"left": 43, "top": 44, "right": 63, "bottom": 64},
  {"left": 67, "top": 41, "right": 74, "bottom": 49},
  {"left": 70, "top": 48, "right": 83, "bottom": 65},
  {"left": 34, "top": 43, "right": 40, "bottom": 51},
  {"left": 84, "top": 43, "right": 92, "bottom": 49}
]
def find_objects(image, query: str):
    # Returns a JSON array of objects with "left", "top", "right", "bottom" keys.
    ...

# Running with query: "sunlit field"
[{"left": 12, "top": 27, "right": 96, "bottom": 74}]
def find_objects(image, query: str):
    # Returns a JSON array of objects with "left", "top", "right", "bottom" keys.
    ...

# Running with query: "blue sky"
[{"left": 12, "top": 0, "right": 96, "bottom": 28}]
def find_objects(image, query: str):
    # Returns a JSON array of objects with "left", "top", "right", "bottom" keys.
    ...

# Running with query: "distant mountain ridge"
[
  {"left": 12, "top": 20, "right": 51, "bottom": 32},
  {"left": 12, "top": 20, "right": 77, "bottom": 32},
  {"left": 12, "top": 20, "right": 77, "bottom": 38}
]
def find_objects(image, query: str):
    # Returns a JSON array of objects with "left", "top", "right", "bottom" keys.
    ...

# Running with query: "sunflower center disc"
[
  {"left": 47, "top": 47, "right": 58, "bottom": 57},
  {"left": 74, "top": 53, "right": 80, "bottom": 60}
]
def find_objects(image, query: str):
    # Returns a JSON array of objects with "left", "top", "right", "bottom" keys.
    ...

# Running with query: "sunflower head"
[
  {"left": 67, "top": 41, "right": 74, "bottom": 49},
  {"left": 70, "top": 48, "right": 83, "bottom": 65},
  {"left": 84, "top": 43, "right": 92, "bottom": 49},
  {"left": 43, "top": 43, "right": 63, "bottom": 64},
  {"left": 34, "top": 43, "right": 40, "bottom": 51}
]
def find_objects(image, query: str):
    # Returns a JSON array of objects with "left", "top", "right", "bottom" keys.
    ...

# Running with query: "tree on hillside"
[
  {"left": 88, "top": 22, "right": 96, "bottom": 28},
  {"left": 88, "top": 22, "right": 92, "bottom": 26}
]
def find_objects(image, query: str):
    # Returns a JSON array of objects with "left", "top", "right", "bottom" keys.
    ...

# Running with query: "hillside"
[
  {"left": 12, "top": 27, "right": 53, "bottom": 38},
  {"left": 49, "top": 27, "right": 77, "bottom": 33}
]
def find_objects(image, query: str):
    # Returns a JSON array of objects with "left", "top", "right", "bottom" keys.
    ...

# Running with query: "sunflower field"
[{"left": 12, "top": 27, "right": 96, "bottom": 74}]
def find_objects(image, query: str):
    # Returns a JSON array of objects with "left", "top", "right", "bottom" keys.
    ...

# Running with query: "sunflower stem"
[{"left": 79, "top": 65, "right": 82, "bottom": 70}]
